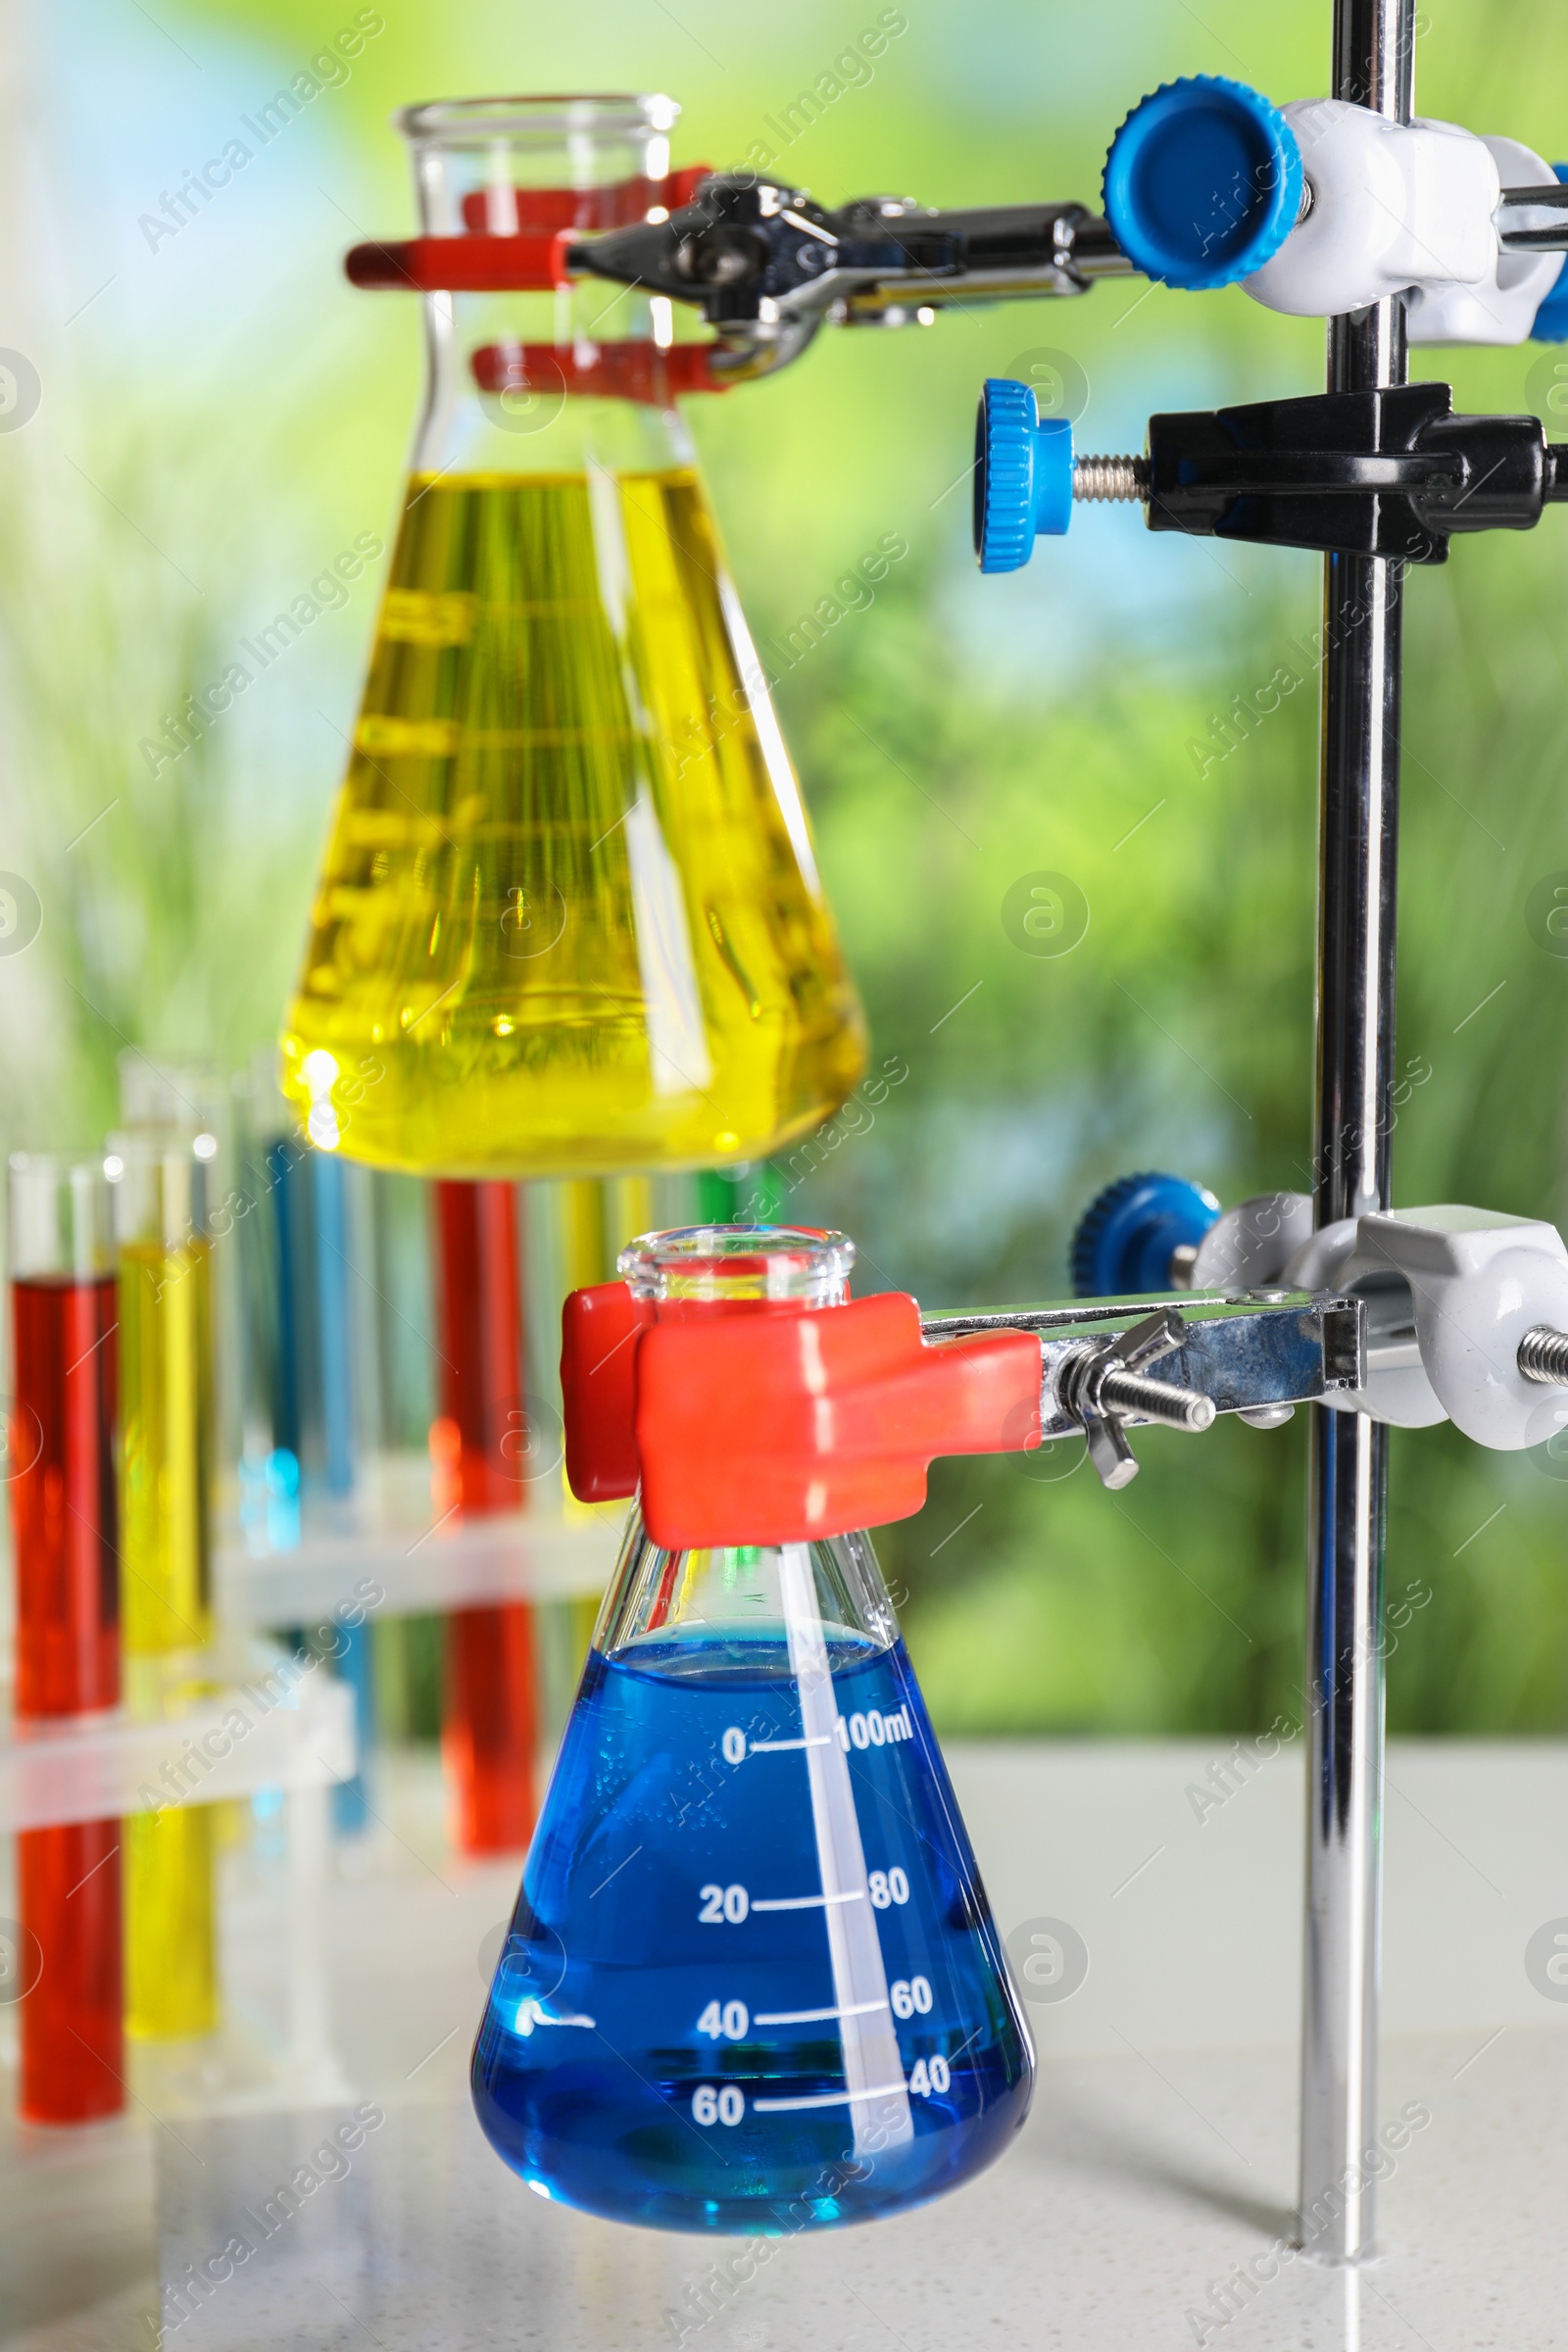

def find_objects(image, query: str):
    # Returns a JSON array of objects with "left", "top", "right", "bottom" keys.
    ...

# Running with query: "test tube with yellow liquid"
[
  {"left": 107, "top": 1128, "right": 220, "bottom": 2041},
  {"left": 279, "top": 94, "right": 867, "bottom": 1180}
]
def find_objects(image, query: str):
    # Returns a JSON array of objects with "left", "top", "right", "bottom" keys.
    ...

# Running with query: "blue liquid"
[{"left": 471, "top": 1630, "right": 1033, "bottom": 2231}]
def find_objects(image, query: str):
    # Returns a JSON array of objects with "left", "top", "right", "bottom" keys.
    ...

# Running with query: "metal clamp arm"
[
  {"left": 931, "top": 1289, "right": 1362, "bottom": 1488},
  {"left": 563, "top": 177, "right": 1126, "bottom": 375},
  {"left": 561, "top": 1278, "right": 1364, "bottom": 1542}
]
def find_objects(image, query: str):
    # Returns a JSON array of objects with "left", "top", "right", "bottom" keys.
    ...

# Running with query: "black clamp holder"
[
  {"left": 1144, "top": 383, "right": 1568, "bottom": 562},
  {"left": 977, "top": 377, "right": 1568, "bottom": 566}
]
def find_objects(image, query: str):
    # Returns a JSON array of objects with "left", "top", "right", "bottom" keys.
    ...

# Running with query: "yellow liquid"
[
  {"left": 120, "top": 1241, "right": 213, "bottom": 1655},
  {"left": 124, "top": 1803, "right": 218, "bottom": 2041},
  {"left": 120, "top": 1240, "right": 218, "bottom": 2040},
  {"left": 280, "top": 470, "right": 867, "bottom": 1178}
]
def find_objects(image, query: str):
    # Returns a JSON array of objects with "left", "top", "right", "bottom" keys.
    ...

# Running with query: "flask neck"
[
  {"left": 595, "top": 1517, "right": 902, "bottom": 1663},
  {"left": 588, "top": 1229, "right": 886, "bottom": 1656},
  {"left": 397, "top": 94, "right": 694, "bottom": 477}
]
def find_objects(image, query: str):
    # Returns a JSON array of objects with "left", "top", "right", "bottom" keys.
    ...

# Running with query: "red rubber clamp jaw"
[
  {"left": 561, "top": 1281, "right": 653, "bottom": 1503},
  {"left": 471, "top": 340, "right": 730, "bottom": 404},
  {"left": 561, "top": 1280, "right": 1044, "bottom": 1544},
  {"left": 345, "top": 166, "right": 713, "bottom": 295},
  {"left": 458, "top": 172, "right": 711, "bottom": 234},
  {"left": 560, "top": 1277, "right": 819, "bottom": 1501},
  {"left": 345, "top": 233, "right": 568, "bottom": 292}
]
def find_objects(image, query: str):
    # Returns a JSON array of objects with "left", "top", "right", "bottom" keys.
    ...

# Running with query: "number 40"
[{"left": 908, "top": 2055, "right": 952, "bottom": 2097}]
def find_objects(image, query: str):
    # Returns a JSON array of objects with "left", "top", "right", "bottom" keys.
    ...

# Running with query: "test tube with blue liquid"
[{"left": 259, "top": 1110, "right": 375, "bottom": 1831}]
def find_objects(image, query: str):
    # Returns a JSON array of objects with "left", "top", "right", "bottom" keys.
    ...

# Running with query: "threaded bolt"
[
  {"left": 1074, "top": 455, "right": 1150, "bottom": 505},
  {"left": 1099, "top": 1367, "right": 1215, "bottom": 1431},
  {"left": 1519, "top": 1326, "right": 1568, "bottom": 1385}
]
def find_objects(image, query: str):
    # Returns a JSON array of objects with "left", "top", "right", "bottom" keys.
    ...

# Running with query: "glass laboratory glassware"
[
  {"left": 107, "top": 1128, "right": 220, "bottom": 2041},
  {"left": 239, "top": 1073, "right": 377, "bottom": 1829},
  {"left": 117, "top": 1054, "right": 245, "bottom": 1502},
  {"left": 432, "top": 1178, "right": 539, "bottom": 1852},
  {"left": 278, "top": 93, "right": 867, "bottom": 1179},
  {"left": 292, "top": 1139, "right": 376, "bottom": 1831},
  {"left": 471, "top": 1227, "right": 1034, "bottom": 2231},
  {"left": 8, "top": 1154, "right": 123, "bottom": 2123}
]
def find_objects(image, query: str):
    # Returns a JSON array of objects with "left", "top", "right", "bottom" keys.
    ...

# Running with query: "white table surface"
[{"left": 5, "top": 1739, "right": 1566, "bottom": 2351}]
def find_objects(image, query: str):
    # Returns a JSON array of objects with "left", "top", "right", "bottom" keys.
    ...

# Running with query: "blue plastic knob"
[
  {"left": 1070, "top": 1171, "right": 1221, "bottom": 1298},
  {"left": 973, "top": 378, "right": 1074, "bottom": 573},
  {"left": 1103, "top": 75, "right": 1303, "bottom": 291},
  {"left": 1529, "top": 166, "right": 1568, "bottom": 341}
]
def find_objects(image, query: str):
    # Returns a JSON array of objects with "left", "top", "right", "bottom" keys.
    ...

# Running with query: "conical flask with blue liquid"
[{"left": 471, "top": 1226, "right": 1034, "bottom": 2230}]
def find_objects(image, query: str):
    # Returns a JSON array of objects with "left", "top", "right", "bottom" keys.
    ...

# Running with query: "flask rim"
[
  {"left": 619, "top": 1223, "right": 855, "bottom": 1306},
  {"left": 396, "top": 93, "right": 680, "bottom": 149}
]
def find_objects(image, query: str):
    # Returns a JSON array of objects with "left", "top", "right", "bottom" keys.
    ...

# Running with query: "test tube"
[
  {"left": 431, "top": 1181, "right": 536, "bottom": 1853},
  {"left": 117, "top": 1056, "right": 244, "bottom": 1520},
  {"left": 106, "top": 1128, "right": 220, "bottom": 2041},
  {"left": 364, "top": 1167, "right": 440, "bottom": 1740},
  {"left": 695, "top": 1160, "right": 786, "bottom": 1225},
  {"left": 8, "top": 1155, "right": 123, "bottom": 2123},
  {"left": 312, "top": 1149, "right": 374, "bottom": 1827}
]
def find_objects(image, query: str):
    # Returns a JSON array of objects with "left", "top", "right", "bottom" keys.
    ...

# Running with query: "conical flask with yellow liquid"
[{"left": 280, "top": 95, "right": 867, "bottom": 1179}]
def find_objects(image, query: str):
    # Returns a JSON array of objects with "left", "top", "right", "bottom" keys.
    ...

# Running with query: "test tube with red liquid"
[
  {"left": 431, "top": 1181, "right": 537, "bottom": 1853},
  {"left": 8, "top": 1154, "right": 122, "bottom": 2123}
]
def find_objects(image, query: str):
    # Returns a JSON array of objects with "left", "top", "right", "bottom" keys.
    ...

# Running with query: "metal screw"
[
  {"left": 1057, "top": 1307, "right": 1215, "bottom": 1489},
  {"left": 1519, "top": 1325, "right": 1568, "bottom": 1384},
  {"left": 1098, "top": 1366, "right": 1215, "bottom": 1431},
  {"left": 1074, "top": 455, "right": 1150, "bottom": 505}
]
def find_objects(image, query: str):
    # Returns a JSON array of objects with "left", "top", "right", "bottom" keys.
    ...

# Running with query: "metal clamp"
[
  {"left": 562, "top": 178, "right": 1130, "bottom": 378},
  {"left": 924, "top": 1289, "right": 1362, "bottom": 1490},
  {"left": 1054, "top": 1308, "right": 1214, "bottom": 1489}
]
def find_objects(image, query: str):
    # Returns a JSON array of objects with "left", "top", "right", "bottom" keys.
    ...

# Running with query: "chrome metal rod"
[
  {"left": 1299, "top": 0, "right": 1413, "bottom": 2269},
  {"left": 1497, "top": 181, "right": 1568, "bottom": 252},
  {"left": 1060, "top": 213, "right": 1137, "bottom": 280}
]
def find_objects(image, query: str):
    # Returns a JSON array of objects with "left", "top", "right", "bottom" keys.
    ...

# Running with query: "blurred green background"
[{"left": 4, "top": 0, "right": 1567, "bottom": 1736}]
